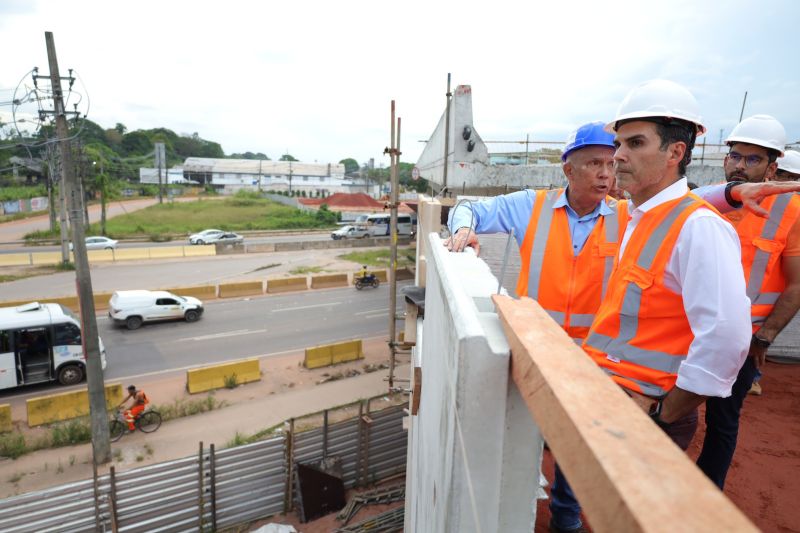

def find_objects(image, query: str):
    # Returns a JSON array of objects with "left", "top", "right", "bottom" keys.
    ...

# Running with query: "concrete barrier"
[
  {"left": 245, "top": 243, "right": 276, "bottom": 253},
  {"left": 87, "top": 249, "right": 115, "bottom": 263},
  {"left": 0, "top": 253, "right": 31, "bottom": 267},
  {"left": 0, "top": 299, "right": 35, "bottom": 309},
  {"left": 92, "top": 292, "right": 115, "bottom": 310},
  {"left": 186, "top": 358, "right": 261, "bottom": 394},
  {"left": 218, "top": 280, "right": 263, "bottom": 298},
  {"left": 48, "top": 296, "right": 80, "bottom": 313},
  {"left": 168, "top": 285, "right": 218, "bottom": 300},
  {"left": 30, "top": 251, "right": 63, "bottom": 265},
  {"left": 183, "top": 246, "right": 216, "bottom": 257},
  {"left": 266, "top": 276, "right": 308, "bottom": 294},
  {"left": 310, "top": 273, "right": 349, "bottom": 289},
  {"left": 304, "top": 339, "right": 363, "bottom": 369},
  {"left": 113, "top": 248, "right": 152, "bottom": 261},
  {"left": 0, "top": 404, "right": 11, "bottom": 433},
  {"left": 26, "top": 383, "right": 124, "bottom": 427},
  {"left": 395, "top": 267, "right": 415, "bottom": 281},
  {"left": 148, "top": 246, "right": 186, "bottom": 259},
  {"left": 371, "top": 269, "right": 388, "bottom": 282}
]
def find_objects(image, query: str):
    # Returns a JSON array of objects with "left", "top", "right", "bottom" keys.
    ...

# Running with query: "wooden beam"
[{"left": 492, "top": 294, "right": 757, "bottom": 533}]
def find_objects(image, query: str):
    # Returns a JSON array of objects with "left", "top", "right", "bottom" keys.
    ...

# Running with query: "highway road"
[{"left": 0, "top": 283, "right": 407, "bottom": 400}]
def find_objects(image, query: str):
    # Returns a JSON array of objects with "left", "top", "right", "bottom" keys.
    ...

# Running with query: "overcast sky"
[{"left": 1, "top": 0, "right": 798, "bottom": 167}]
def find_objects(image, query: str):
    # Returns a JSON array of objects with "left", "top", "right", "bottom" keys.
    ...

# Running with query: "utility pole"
[
  {"left": 56, "top": 150, "right": 70, "bottom": 264},
  {"left": 155, "top": 142, "right": 165, "bottom": 204},
  {"left": 384, "top": 101, "right": 401, "bottom": 390},
  {"left": 288, "top": 160, "right": 293, "bottom": 195},
  {"left": 44, "top": 31, "right": 110, "bottom": 466},
  {"left": 442, "top": 73, "right": 452, "bottom": 191},
  {"left": 45, "top": 143, "right": 57, "bottom": 233}
]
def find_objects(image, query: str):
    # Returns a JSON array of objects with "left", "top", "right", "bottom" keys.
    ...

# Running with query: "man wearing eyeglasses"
[{"left": 696, "top": 114, "right": 800, "bottom": 490}]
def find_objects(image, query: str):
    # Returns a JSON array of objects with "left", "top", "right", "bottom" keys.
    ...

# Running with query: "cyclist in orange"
[{"left": 119, "top": 385, "right": 149, "bottom": 431}]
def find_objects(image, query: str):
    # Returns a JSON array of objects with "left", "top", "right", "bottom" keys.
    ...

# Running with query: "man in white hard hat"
[
  {"left": 773, "top": 150, "right": 800, "bottom": 181},
  {"left": 696, "top": 116, "right": 800, "bottom": 489},
  {"left": 583, "top": 80, "right": 752, "bottom": 454}
]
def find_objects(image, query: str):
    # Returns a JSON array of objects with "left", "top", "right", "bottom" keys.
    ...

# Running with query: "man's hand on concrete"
[
  {"left": 444, "top": 227, "right": 480, "bottom": 255},
  {"left": 733, "top": 181, "right": 800, "bottom": 217}
]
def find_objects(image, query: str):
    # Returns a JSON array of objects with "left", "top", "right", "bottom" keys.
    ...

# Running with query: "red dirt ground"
[{"left": 536, "top": 361, "right": 800, "bottom": 532}]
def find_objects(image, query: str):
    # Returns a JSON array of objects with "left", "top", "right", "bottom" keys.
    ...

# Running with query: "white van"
[
  {"left": 0, "top": 302, "right": 107, "bottom": 388},
  {"left": 109, "top": 290, "right": 204, "bottom": 330},
  {"left": 365, "top": 214, "right": 414, "bottom": 237}
]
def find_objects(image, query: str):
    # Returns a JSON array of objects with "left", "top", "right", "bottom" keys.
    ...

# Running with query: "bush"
[
  {"left": 50, "top": 418, "right": 92, "bottom": 447},
  {"left": 0, "top": 433, "right": 27, "bottom": 459}
]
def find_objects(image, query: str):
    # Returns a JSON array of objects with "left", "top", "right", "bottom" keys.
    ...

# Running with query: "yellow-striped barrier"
[
  {"left": 112, "top": 248, "right": 152, "bottom": 261},
  {"left": 0, "top": 253, "right": 31, "bottom": 267},
  {"left": 168, "top": 285, "right": 218, "bottom": 300},
  {"left": 304, "top": 339, "right": 363, "bottom": 369},
  {"left": 149, "top": 246, "right": 186, "bottom": 259},
  {"left": 87, "top": 249, "right": 115, "bottom": 263},
  {"left": 26, "top": 383, "right": 124, "bottom": 427},
  {"left": 0, "top": 404, "right": 11, "bottom": 433},
  {"left": 186, "top": 358, "right": 261, "bottom": 394},
  {"left": 183, "top": 246, "right": 216, "bottom": 257},
  {"left": 218, "top": 281, "right": 263, "bottom": 298},
  {"left": 266, "top": 277, "right": 308, "bottom": 294},
  {"left": 310, "top": 273, "right": 348, "bottom": 289},
  {"left": 93, "top": 292, "right": 115, "bottom": 311}
]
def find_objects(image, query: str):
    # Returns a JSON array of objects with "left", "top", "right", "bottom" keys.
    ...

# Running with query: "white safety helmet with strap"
[
  {"left": 725, "top": 114, "right": 786, "bottom": 157},
  {"left": 605, "top": 79, "right": 706, "bottom": 135},
  {"left": 777, "top": 150, "right": 800, "bottom": 174}
]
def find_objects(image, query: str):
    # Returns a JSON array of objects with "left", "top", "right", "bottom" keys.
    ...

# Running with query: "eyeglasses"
[{"left": 727, "top": 152, "right": 765, "bottom": 168}]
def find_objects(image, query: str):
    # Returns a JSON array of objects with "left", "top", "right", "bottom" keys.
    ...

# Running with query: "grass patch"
[
  {"left": 224, "top": 373, "right": 238, "bottom": 389},
  {"left": 33, "top": 192, "right": 339, "bottom": 239},
  {"left": 0, "top": 433, "right": 28, "bottom": 460},
  {"left": 50, "top": 418, "right": 92, "bottom": 447},
  {"left": 55, "top": 261, "right": 76, "bottom": 271},
  {"left": 289, "top": 265, "right": 324, "bottom": 275},
  {"left": 157, "top": 394, "right": 226, "bottom": 422},
  {"left": 338, "top": 247, "right": 416, "bottom": 269},
  {"left": 224, "top": 422, "right": 285, "bottom": 449}
]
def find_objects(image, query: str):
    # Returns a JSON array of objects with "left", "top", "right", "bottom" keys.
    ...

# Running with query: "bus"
[
  {"left": 0, "top": 302, "right": 107, "bottom": 389},
  {"left": 365, "top": 214, "right": 415, "bottom": 237}
]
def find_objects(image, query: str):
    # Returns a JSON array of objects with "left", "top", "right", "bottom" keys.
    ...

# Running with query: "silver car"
[
  {"left": 207, "top": 232, "right": 244, "bottom": 244},
  {"left": 69, "top": 236, "right": 118, "bottom": 251},
  {"left": 188, "top": 229, "right": 224, "bottom": 245}
]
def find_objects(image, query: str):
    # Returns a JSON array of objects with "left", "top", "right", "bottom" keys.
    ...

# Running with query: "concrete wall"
[{"left": 405, "top": 234, "right": 542, "bottom": 532}]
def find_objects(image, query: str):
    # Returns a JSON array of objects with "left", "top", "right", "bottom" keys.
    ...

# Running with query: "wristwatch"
[
  {"left": 648, "top": 400, "right": 670, "bottom": 429},
  {"left": 751, "top": 334, "right": 771, "bottom": 349},
  {"left": 724, "top": 180, "right": 745, "bottom": 208}
]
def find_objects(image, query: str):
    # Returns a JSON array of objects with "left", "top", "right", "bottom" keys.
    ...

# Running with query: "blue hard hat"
[{"left": 561, "top": 121, "right": 616, "bottom": 162}]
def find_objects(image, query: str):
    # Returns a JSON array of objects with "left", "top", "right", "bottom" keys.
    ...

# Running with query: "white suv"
[{"left": 109, "top": 290, "right": 204, "bottom": 330}]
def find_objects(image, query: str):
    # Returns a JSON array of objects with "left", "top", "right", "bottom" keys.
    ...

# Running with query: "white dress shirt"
[{"left": 620, "top": 178, "right": 751, "bottom": 398}]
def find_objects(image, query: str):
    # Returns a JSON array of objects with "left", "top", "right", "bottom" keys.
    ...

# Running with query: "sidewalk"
[{"left": 0, "top": 337, "right": 409, "bottom": 499}]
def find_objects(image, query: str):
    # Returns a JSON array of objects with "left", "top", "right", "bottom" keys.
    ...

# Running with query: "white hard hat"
[
  {"left": 777, "top": 150, "right": 800, "bottom": 174},
  {"left": 725, "top": 114, "right": 786, "bottom": 157},
  {"left": 606, "top": 79, "right": 706, "bottom": 135}
]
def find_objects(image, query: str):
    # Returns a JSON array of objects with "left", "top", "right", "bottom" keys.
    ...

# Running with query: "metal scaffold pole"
[{"left": 384, "top": 101, "right": 401, "bottom": 390}]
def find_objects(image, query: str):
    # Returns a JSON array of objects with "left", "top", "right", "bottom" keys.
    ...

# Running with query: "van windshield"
[{"left": 59, "top": 304, "right": 78, "bottom": 321}]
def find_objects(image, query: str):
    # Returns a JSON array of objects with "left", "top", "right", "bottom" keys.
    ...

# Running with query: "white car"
[
  {"left": 109, "top": 290, "right": 204, "bottom": 330},
  {"left": 331, "top": 225, "right": 369, "bottom": 240},
  {"left": 69, "top": 236, "right": 118, "bottom": 251},
  {"left": 205, "top": 232, "right": 244, "bottom": 244},
  {"left": 189, "top": 229, "right": 224, "bottom": 245}
]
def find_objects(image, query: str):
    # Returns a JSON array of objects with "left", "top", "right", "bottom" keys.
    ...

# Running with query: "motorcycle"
[{"left": 354, "top": 274, "right": 380, "bottom": 290}]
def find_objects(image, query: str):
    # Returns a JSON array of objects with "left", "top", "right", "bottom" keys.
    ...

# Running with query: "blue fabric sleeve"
[{"left": 448, "top": 190, "right": 536, "bottom": 247}]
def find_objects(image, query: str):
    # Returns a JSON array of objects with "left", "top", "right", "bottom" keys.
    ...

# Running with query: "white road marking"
[
  {"left": 178, "top": 329, "right": 267, "bottom": 342},
  {"left": 271, "top": 302, "right": 341, "bottom": 312}
]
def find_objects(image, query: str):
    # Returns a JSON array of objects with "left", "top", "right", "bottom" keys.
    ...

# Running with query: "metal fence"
[{"left": 0, "top": 403, "right": 407, "bottom": 533}]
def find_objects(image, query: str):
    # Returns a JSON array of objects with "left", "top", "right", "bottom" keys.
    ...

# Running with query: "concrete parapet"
[
  {"left": 0, "top": 404, "right": 11, "bottom": 433},
  {"left": 148, "top": 246, "right": 185, "bottom": 259},
  {"left": 183, "top": 245, "right": 217, "bottom": 257},
  {"left": 86, "top": 249, "right": 115, "bottom": 263},
  {"left": 245, "top": 243, "right": 276, "bottom": 253},
  {"left": 113, "top": 248, "right": 151, "bottom": 261},
  {"left": 186, "top": 358, "right": 261, "bottom": 394},
  {"left": 304, "top": 339, "right": 363, "bottom": 369},
  {"left": 92, "top": 292, "right": 115, "bottom": 310},
  {"left": 371, "top": 270, "right": 388, "bottom": 282},
  {"left": 266, "top": 276, "right": 308, "bottom": 293},
  {"left": 168, "top": 285, "right": 218, "bottom": 300},
  {"left": 310, "top": 273, "right": 348, "bottom": 289},
  {"left": 30, "top": 251, "right": 63, "bottom": 265},
  {"left": 218, "top": 280, "right": 263, "bottom": 298},
  {"left": 26, "top": 383, "right": 123, "bottom": 427},
  {"left": 0, "top": 253, "right": 32, "bottom": 267}
]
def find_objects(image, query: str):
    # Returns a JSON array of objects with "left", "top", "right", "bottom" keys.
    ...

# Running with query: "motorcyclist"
[{"left": 357, "top": 265, "right": 371, "bottom": 281}]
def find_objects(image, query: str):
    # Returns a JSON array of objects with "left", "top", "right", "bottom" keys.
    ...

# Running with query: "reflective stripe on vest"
[
  {"left": 746, "top": 194, "right": 793, "bottom": 324},
  {"left": 585, "top": 196, "right": 698, "bottom": 397},
  {"left": 602, "top": 199, "right": 620, "bottom": 299},
  {"left": 526, "top": 190, "right": 560, "bottom": 300}
]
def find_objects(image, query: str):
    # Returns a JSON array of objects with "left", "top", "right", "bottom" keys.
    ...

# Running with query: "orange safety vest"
[
  {"left": 134, "top": 391, "right": 149, "bottom": 406},
  {"left": 583, "top": 193, "right": 715, "bottom": 398},
  {"left": 725, "top": 193, "right": 800, "bottom": 331},
  {"left": 515, "top": 189, "right": 626, "bottom": 343}
]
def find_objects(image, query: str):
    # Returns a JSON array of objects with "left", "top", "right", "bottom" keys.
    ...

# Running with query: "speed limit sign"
[{"left": 411, "top": 166, "right": 420, "bottom": 181}]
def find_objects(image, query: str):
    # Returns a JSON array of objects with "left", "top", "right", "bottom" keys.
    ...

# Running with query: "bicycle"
[{"left": 109, "top": 407, "right": 162, "bottom": 442}]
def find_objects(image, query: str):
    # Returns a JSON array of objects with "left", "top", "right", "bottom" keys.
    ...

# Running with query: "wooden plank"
[{"left": 492, "top": 294, "right": 757, "bottom": 533}]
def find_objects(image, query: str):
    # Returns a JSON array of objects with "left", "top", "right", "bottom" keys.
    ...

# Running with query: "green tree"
[
  {"left": 339, "top": 158, "right": 359, "bottom": 175},
  {"left": 114, "top": 123, "right": 127, "bottom": 135},
  {"left": 279, "top": 154, "right": 298, "bottom": 161}
]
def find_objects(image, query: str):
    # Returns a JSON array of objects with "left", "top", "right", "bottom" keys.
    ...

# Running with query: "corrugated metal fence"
[{"left": 0, "top": 403, "right": 407, "bottom": 533}]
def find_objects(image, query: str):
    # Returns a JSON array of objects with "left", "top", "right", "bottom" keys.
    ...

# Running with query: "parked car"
[
  {"left": 188, "top": 229, "right": 224, "bottom": 245},
  {"left": 69, "top": 236, "right": 118, "bottom": 251},
  {"left": 331, "top": 225, "right": 370, "bottom": 240},
  {"left": 108, "top": 290, "right": 204, "bottom": 330},
  {"left": 206, "top": 232, "right": 243, "bottom": 244}
]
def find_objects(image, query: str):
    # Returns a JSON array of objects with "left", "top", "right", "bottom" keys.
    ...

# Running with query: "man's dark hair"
[
  {"left": 766, "top": 149, "right": 780, "bottom": 164},
  {"left": 653, "top": 120, "right": 696, "bottom": 176}
]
